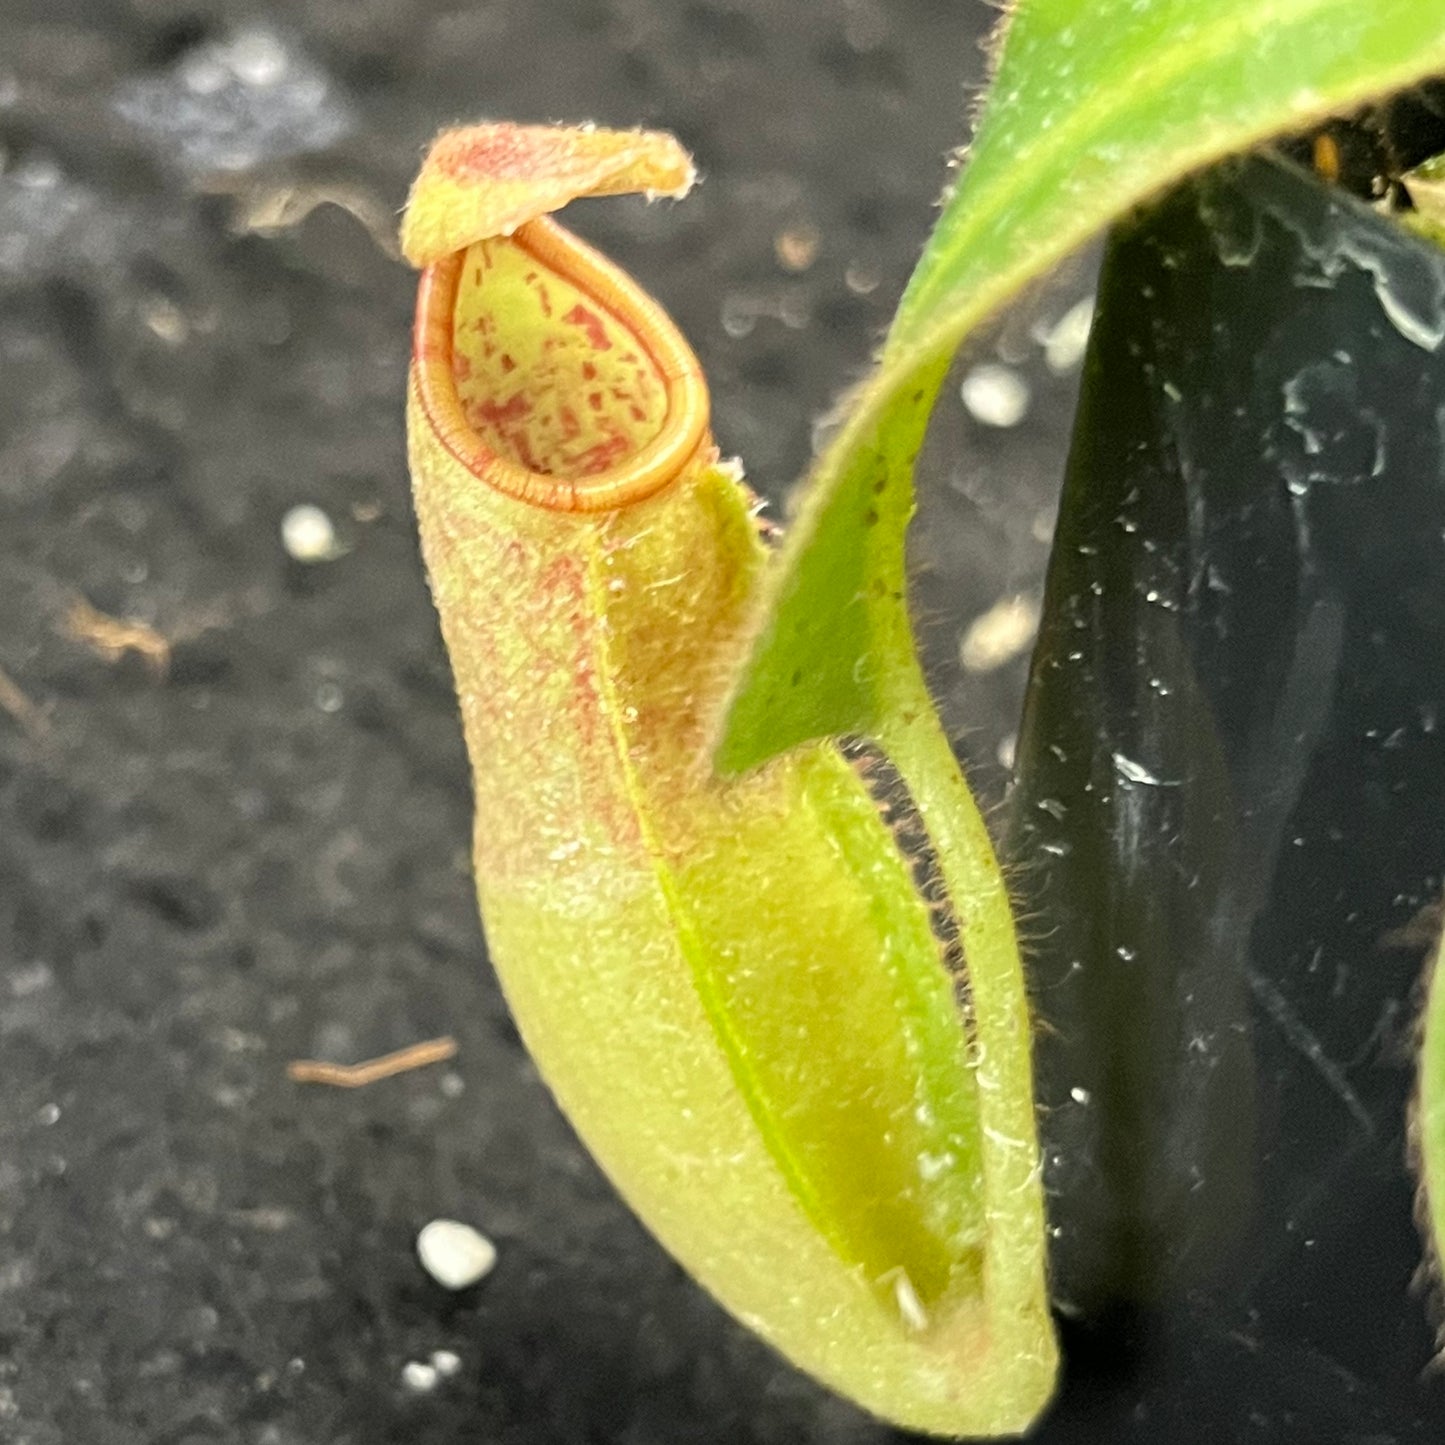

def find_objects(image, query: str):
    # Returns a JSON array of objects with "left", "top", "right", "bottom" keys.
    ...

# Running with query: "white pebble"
[
  {"left": 416, "top": 1218, "right": 497, "bottom": 1291},
  {"left": 401, "top": 1360, "right": 438, "bottom": 1393},
  {"left": 996, "top": 732, "right": 1017, "bottom": 770},
  {"left": 313, "top": 681, "right": 343, "bottom": 714},
  {"left": 8, "top": 961, "right": 54, "bottom": 998},
  {"left": 960, "top": 593, "right": 1041, "bottom": 673},
  {"left": 430, "top": 1349, "right": 462, "bottom": 1378},
  {"left": 1040, "top": 295, "right": 1096, "bottom": 374},
  {"left": 226, "top": 29, "right": 290, "bottom": 88},
  {"left": 280, "top": 504, "right": 338, "bottom": 562},
  {"left": 960, "top": 363, "right": 1031, "bottom": 428}
]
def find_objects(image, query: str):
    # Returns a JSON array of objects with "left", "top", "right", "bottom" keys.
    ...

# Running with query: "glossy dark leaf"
[{"left": 1009, "top": 153, "right": 1445, "bottom": 1434}]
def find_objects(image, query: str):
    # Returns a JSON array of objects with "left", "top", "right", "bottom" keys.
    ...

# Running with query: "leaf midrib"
[{"left": 580, "top": 526, "right": 841, "bottom": 1245}]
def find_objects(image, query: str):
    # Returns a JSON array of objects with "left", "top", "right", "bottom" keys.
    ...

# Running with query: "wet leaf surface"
[{"left": 1010, "top": 153, "right": 1445, "bottom": 1440}]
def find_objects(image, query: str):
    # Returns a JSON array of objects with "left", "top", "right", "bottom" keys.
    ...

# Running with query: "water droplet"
[
  {"left": 1198, "top": 188, "right": 1262, "bottom": 267},
  {"left": 720, "top": 294, "right": 756, "bottom": 339},
  {"left": 889, "top": 1269, "right": 929, "bottom": 1331},
  {"left": 778, "top": 290, "right": 811, "bottom": 330},
  {"left": 1371, "top": 268, "right": 1445, "bottom": 351},
  {"left": 844, "top": 262, "right": 881, "bottom": 295},
  {"left": 917, "top": 1150, "right": 954, "bottom": 1181},
  {"left": 1113, "top": 753, "right": 1167, "bottom": 786}
]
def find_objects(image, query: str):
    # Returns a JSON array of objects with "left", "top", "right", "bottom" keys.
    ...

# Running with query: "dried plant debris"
[
  {"left": 201, "top": 168, "right": 400, "bottom": 258},
  {"left": 0, "top": 664, "right": 47, "bottom": 739},
  {"left": 1282, "top": 76, "right": 1445, "bottom": 205},
  {"left": 286, "top": 1036, "right": 458, "bottom": 1088},
  {"left": 64, "top": 596, "right": 171, "bottom": 678}
]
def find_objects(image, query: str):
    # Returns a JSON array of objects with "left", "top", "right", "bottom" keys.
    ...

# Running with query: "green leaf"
[
  {"left": 1419, "top": 918, "right": 1445, "bottom": 1348},
  {"left": 718, "top": 0, "right": 1445, "bottom": 777},
  {"left": 714, "top": 26, "right": 1445, "bottom": 1402}
]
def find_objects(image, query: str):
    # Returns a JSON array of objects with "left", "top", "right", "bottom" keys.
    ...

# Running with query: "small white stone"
[
  {"left": 180, "top": 54, "right": 229, "bottom": 95},
  {"left": 8, "top": 961, "right": 53, "bottom": 998},
  {"left": 1039, "top": 295, "right": 1095, "bottom": 374},
  {"left": 416, "top": 1218, "right": 497, "bottom": 1291},
  {"left": 225, "top": 30, "right": 290, "bottom": 88},
  {"left": 313, "top": 681, "right": 343, "bottom": 714},
  {"left": 142, "top": 296, "right": 188, "bottom": 346},
  {"left": 960, "top": 593, "right": 1041, "bottom": 674},
  {"left": 996, "top": 732, "right": 1017, "bottom": 770},
  {"left": 960, "top": 362, "right": 1031, "bottom": 428},
  {"left": 430, "top": 1349, "right": 462, "bottom": 1378},
  {"left": 280, "top": 504, "right": 338, "bottom": 562},
  {"left": 401, "top": 1360, "right": 438, "bottom": 1393}
]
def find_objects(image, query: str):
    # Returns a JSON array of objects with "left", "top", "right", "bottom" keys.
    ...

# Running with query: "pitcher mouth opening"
[{"left": 412, "top": 216, "right": 710, "bottom": 514}]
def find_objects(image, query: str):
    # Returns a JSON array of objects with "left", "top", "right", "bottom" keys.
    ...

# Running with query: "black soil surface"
[
  {"left": 0, "top": 3, "right": 1075, "bottom": 1443},
  {"left": 8, "top": 2, "right": 1434, "bottom": 1444}
]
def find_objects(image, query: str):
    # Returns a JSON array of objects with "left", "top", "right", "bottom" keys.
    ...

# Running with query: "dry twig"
[
  {"left": 287, "top": 1036, "right": 459, "bottom": 1088},
  {"left": 0, "top": 664, "right": 46, "bottom": 738},
  {"left": 65, "top": 597, "right": 171, "bottom": 678}
]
